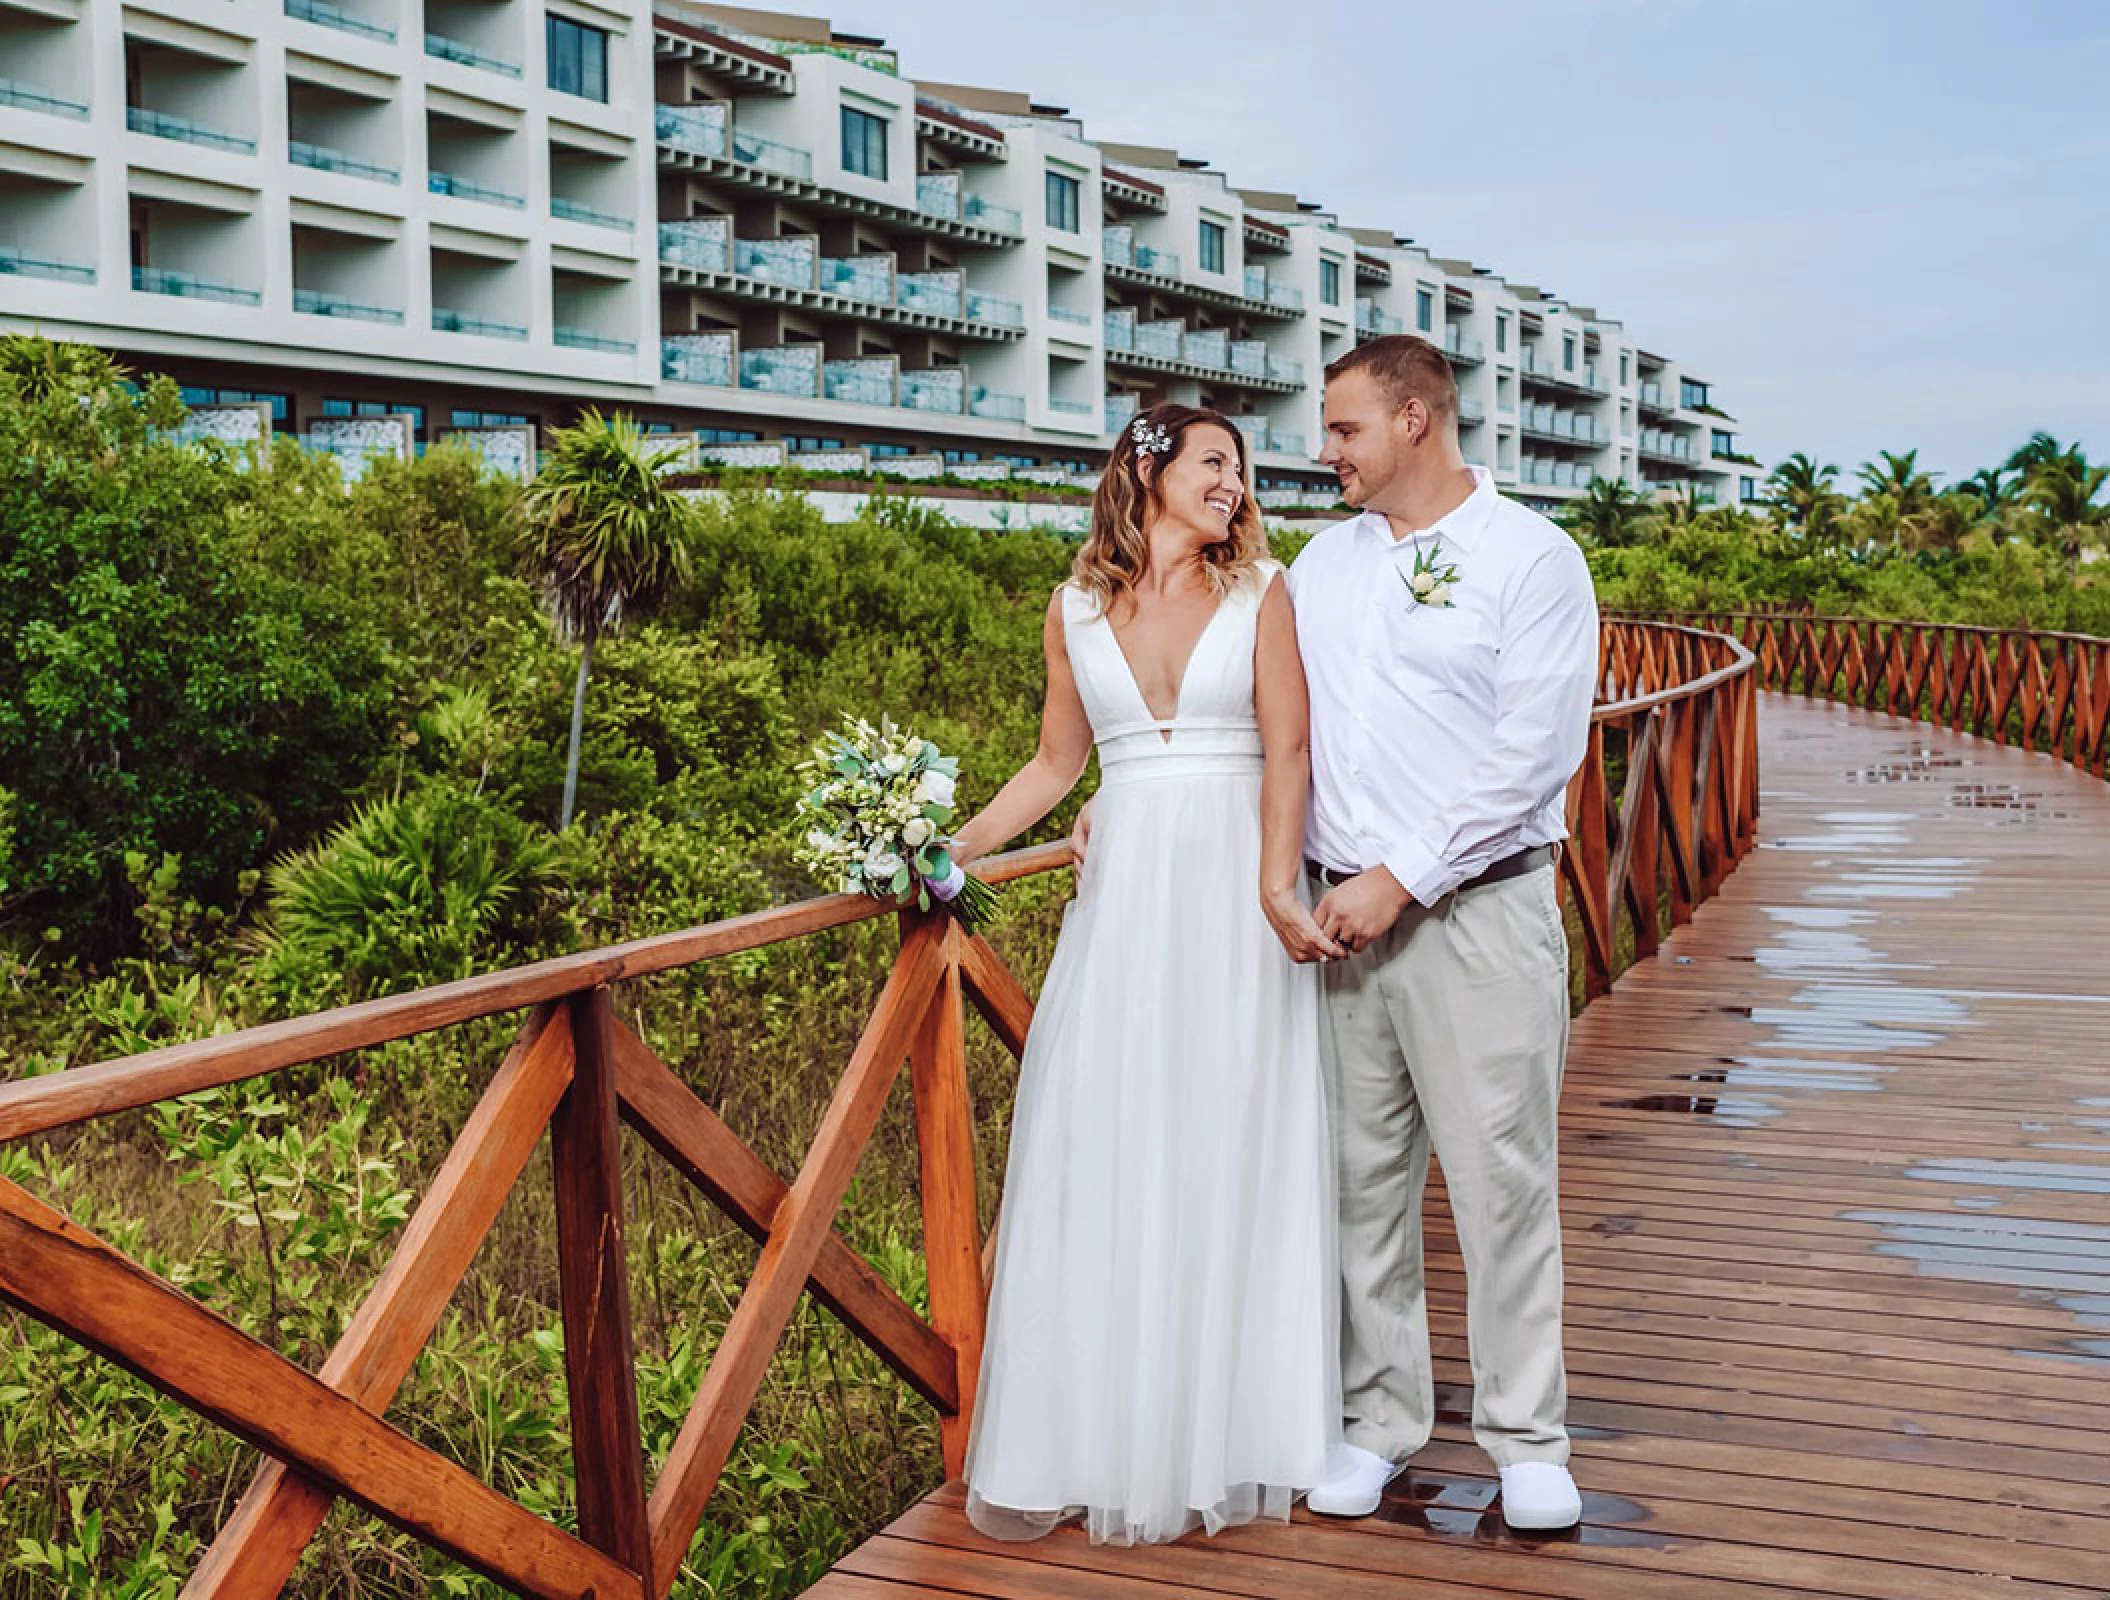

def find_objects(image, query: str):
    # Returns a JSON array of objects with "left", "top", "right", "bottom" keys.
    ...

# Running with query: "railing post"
[
  {"left": 551, "top": 986, "right": 651, "bottom": 1582},
  {"left": 905, "top": 915, "right": 988, "bottom": 1480}
]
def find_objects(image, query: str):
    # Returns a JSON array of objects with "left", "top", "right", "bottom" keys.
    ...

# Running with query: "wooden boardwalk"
[{"left": 809, "top": 692, "right": 2110, "bottom": 1600}]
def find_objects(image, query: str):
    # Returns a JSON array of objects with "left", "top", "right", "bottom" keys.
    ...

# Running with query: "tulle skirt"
[{"left": 963, "top": 765, "right": 1341, "bottom": 1546}]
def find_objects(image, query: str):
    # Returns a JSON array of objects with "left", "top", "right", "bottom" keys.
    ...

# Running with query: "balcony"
[
  {"left": 1244, "top": 266, "right": 1304, "bottom": 313},
  {"left": 133, "top": 266, "right": 259, "bottom": 305},
  {"left": 897, "top": 269, "right": 963, "bottom": 318},
  {"left": 1637, "top": 430, "right": 1697, "bottom": 466},
  {"left": 429, "top": 171, "right": 525, "bottom": 209},
  {"left": 284, "top": 0, "right": 395, "bottom": 43},
  {"left": 424, "top": 33, "right": 521, "bottom": 77},
  {"left": 1638, "top": 383, "right": 1675, "bottom": 416},
  {"left": 740, "top": 343, "right": 820, "bottom": 397},
  {"left": 819, "top": 253, "right": 892, "bottom": 305},
  {"left": 1458, "top": 397, "right": 1486, "bottom": 427},
  {"left": 294, "top": 287, "right": 403, "bottom": 324},
  {"left": 1521, "top": 459, "right": 1596, "bottom": 489},
  {"left": 1269, "top": 433, "right": 1307, "bottom": 457},
  {"left": 661, "top": 236, "right": 1025, "bottom": 343},
  {"left": 1047, "top": 398, "right": 1095, "bottom": 418},
  {"left": 1355, "top": 298, "right": 1403, "bottom": 338},
  {"left": 1104, "top": 392, "right": 1140, "bottom": 433},
  {"left": 901, "top": 367, "right": 966, "bottom": 415},
  {"left": 731, "top": 127, "right": 813, "bottom": 183},
  {"left": 552, "top": 197, "right": 632, "bottom": 231},
  {"left": 1518, "top": 349, "right": 1608, "bottom": 396},
  {"left": 0, "top": 248, "right": 94, "bottom": 284},
  {"left": 1047, "top": 304, "right": 1093, "bottom": 329},
  {"left": 660, "top": 218, "right": 729, "bottom": 273},
  {"left": 1520, "top": 407, "right": 1609, "bottom": 449},
  {"left": 825, "top": 357, "right": 896, "bottom": 406},
  {"left": 0, "top": 78, "right": 88, "bottom": 119},
  {"left": 1102, "top": 308, "right": 1301, "bottom": 394},
  {"left": 908, "top": 173, "right": 1018, "bottom": 232},
  {"left": 734, "top": 234, "right": 814, "bottom": 289},
  {"left": 656, "top": 102, "right": 727, "bottom": 159},
  {"left": 433, "top": 307, "right": 526, "bottom": 340},
  {"left": 291, "top": 140, "right": 399, "bottom": 184},
  {"left": 969, "top": 387, "right": 1024, "bottom": 422},
  {"left": 967, "top": 291, "right": 1023, "bottom": 330},
  {"left": 555, "top": 327, "right": 635, "bottom": 354},
  {"left": 661, "top": 332, "right": 734, "bottom": 387},
  {"left": 1444, "top": 329, "right": 1485, "bottom": 367},
  {"left": 127, "top": 106, "right": 255, "bottom": 156}
]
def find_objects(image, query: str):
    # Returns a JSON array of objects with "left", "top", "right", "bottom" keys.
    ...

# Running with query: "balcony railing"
[
  {"left": 1102, "top": 308, "right": 1135, "bottom": 351},
  {"left": 656, "top": 103, "right": 728, "bottom": 159},
  {"left": 284, "top": 0, "right": 396, "bottom": 41},
  {"left": 0, "top": 78, "right": 89, "bottom": 119},
  {"left": 1458, "top": 397, "right": 1487, "bottom": 425},
  {"left": 1267, "top": 355, "right": 1304, "bottom": 385},
  {"left": 432, "top": 307, "right": 527, "bottom": 340},
  {"left": 1444, "top": 329, "right": 1486, "bottom": 366},
  {"left": 914, "top": 171, "right": 960, "bottom": 220},
  {"left": 1047, "top": 397, "right": 1094, "bottom": 417},
  {"left": 1230, "top": 414, "right": 1270, "bottom": 453},
  {"left": 290, "top": 140, "right": 399, "bottom": 183},
  {"left": 730, "top": 128, "right": 813, "bottom": 183},
  {"left": 294, "top": 287, "right": 403, "bottom": 324},
  {"left": 1047, "top": 305, "right": 1093, "bottom": 327},
  {"left": 1136, "top": 319, "right": 1181, "bottom": 359},
  {"left": 133, "top": 266, "right": 260, "bottom": 305},
  {"left": 1521, "top": 458, "right": 1597, "bottom": 488},
  {"left": 900, "top": 367, "right": 965, "bottom": 414},
  {"left": 824, "top": 358, "right": 897, "bottom": 406},
  {"left": 739, "top": 343, "right": 821, "bottom": 397},
  {"left": 968, "top": 386, "right": 1024, "bottom": 422},
  {"left": 423, "top": 32, "right": 522, "bottom": 77},
  {"left": 661, "top": 333, "right": 735, "bottom": 387},
  {"left": 961, "top": 195, "right": 1021, "bottom": 235},
  {"left": 555, "top": 327, "right": 636, "bottom": 354},
  {"left": 820, "top": 253, "right": 893, "bottom": 305},
  {"left": 1638, "top": 383, "right": 1674, "bottom": 413},
  {"left": 126, "top": 106, "right": 256, "bottom": 155},
  {"left": 1270, "top": 432, "right": 1307, "bottom": 457},
  {"left": 428, "top": 171, "right": 525, "bottom": 209},
  {"left": 0, "top": 248, "right": 94, "bottom": 284},
  {"left": 966, "top": 291, "right": 1023, "bottom": 329},
  {"left": 897, "top": 270, "right": 964, "bottom": 319},
  {"left": 735, "top": 234, "right": 816, "bottom": 290},
  {"left": 659, "top": 218, "right": 730, "bottom": 273},
  {"left": 1104, "top": 392, "right": 1140, "bottom": 433},
  {"left": 1519, "top": 349, "right": 1609, "bottom": 395},
  {"left": 552, "top": 197, "right": 632, "bottom": 230},
  {"left": 1356, "top": 298, "right": 1404, "bottom": 337}
]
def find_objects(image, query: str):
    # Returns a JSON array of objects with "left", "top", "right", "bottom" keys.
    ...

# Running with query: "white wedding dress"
[{"left": 964, "top": 560, "right": 1341, "bottom": 1547}]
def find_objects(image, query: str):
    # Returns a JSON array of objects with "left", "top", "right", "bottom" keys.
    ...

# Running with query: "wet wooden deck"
[{"left": 807, "top": 693, "right": 2110, "bottom": 1599}]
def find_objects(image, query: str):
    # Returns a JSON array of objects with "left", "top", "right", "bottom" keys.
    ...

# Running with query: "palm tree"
[
  {"left": 1764, "top": 452, "right": 1845, "bottom": 546},
  {"left": 2003, "top": 431, "right": 2086, "bottom": 479},
  {"left": 518, "top": 410, "right": 697, "bottom": 828},
  {"left": 1560, "top": 475, "right": 1650, "bottom": 547},
  {"left": 1955, "top": 467, "right": 2012, "bottom": 511},
  {"left": 1853, "top": 451, "right": 1941, "bottom": 548},
  {"left": 2022, "top": 458, "right": 2110, "bottom": 580}
]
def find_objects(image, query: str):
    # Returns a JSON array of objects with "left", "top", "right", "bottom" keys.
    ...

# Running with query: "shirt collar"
[{"left": 1356, "top": 465, "right": 1497, "bottom": 553}]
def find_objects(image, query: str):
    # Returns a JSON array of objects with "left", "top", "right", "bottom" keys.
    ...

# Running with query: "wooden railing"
[
  {"left": 1678, "top": 612, "right": 2110, "bottom": 782},
  {"left": 0, "top": 619, "right": 1758, "bottom": 1599}
]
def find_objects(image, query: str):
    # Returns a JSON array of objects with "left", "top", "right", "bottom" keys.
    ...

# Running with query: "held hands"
[
  {"left": 1314, "top": 867, "right": 1413, "bottom": 954},
  {"left": 1265, "top": 886, "right": 1348, "bottom": 964}
]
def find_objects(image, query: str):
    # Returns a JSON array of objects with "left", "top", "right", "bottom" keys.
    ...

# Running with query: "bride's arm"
[
  {"left": 948, "top": 589, "right": 1095, "bottom": 868},
  {"left": 1254, "top": 575, "right": 1347, "bottom": 963}
]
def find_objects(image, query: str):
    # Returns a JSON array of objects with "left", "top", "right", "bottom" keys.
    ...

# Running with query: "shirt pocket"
[{"left": 1390, "top": 602, "right": 1499, "bottom": 701}]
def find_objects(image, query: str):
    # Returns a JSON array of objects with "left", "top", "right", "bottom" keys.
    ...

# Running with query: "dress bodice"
[{"left": 1060, "top": 560, "right": 1279, "bottom": 785}]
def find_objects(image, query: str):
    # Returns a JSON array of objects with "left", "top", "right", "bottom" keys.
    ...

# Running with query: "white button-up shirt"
[{"left": 1287, "top": 466, "right": 1599, "bottom": 906}]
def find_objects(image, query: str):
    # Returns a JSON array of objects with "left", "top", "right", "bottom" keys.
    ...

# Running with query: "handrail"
[
  {"left": 0, "top": 620, "right": 1759, "bottom": 1597},
  {"left": 1675, "top": 611, "right": 2110, "bottom": 781}
]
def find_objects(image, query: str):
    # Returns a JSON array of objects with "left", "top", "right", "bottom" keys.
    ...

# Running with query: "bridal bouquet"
[{"left": 793, "top": 716, "right": 1001, "bottom": 929}]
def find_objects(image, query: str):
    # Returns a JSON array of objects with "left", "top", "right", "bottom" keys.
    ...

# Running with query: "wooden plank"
[
  {"left": 183, "top": 1006, "right": 574, "bottom": 1598},
  {"left": 550, "top": 988, "right": 651, "bottom": 1572},
  {"left": 0, "top": 1176, "right": 641, "bottom": 1600}
]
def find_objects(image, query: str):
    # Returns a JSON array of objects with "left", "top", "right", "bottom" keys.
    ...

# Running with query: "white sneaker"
[
  {"left": 1306, "top": 1442, "right": 1405, "bottom": 1517},
  {"left": 1498, "top": 1461, "right": 1581, "bottom": 1530}
]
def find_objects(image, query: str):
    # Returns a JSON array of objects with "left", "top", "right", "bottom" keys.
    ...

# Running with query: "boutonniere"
[{"left": 1402, "top": 539, "right": 1462, "bottom": 609}]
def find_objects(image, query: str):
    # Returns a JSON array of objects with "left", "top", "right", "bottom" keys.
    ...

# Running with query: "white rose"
[
  {"left": 1426, "top": 582, "right": 1453, "bottom": 608},
  {"left": 881, "top": 753, "right": 907, "bottom": 775},
  {"left": 865, "top": 846, "right": 904, "bottom": 880},
  {"left": 807, "top": 828, "right": 841, "bottom": 855},
  {"left": 1410, "top": 570, "right": 1437, "bottom": 597},
  {"left": 903, "top": 817, "right": 934, "bottom": 847},
  {"left": 916, "top": 770, "right": 957, "bottom": 808}
]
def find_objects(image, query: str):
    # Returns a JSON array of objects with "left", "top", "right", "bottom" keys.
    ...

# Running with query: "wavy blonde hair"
[{"left": 1072, "top": 403, "right": 1270, "bottom": 613}]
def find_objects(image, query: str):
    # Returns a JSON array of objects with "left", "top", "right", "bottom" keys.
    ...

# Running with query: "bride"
[{"left": 946, "top": 403, "right": 1345, "bottom": 1546}]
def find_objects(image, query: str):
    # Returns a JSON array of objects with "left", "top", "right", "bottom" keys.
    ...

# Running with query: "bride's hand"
[
  {"left": 1067, "top": 798, "right": 1095, "bottom": 868},
  {"left": 1263, "top": 886, "right": 1348, "bottom": 964}
]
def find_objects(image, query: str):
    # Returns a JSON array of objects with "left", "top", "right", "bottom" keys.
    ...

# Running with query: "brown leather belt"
[{"left": 1305, "top": 842, "right": 1557, "bottom": 894}]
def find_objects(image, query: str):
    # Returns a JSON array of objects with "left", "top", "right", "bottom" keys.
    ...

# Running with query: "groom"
[{"left": 1293, "top": 335, "right": 1598, "bottom": 1530}]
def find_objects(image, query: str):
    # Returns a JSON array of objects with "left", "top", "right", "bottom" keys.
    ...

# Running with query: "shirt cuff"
[{"left": 1377, "top": 833, "right": 1453, "bottom": 908}]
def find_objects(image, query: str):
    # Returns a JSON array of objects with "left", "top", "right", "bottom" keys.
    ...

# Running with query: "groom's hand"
[{"left": 1315, "top": 867, "right": 1412, "bottom": 953}]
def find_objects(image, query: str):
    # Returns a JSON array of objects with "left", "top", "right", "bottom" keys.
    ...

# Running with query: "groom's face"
[{"left": 1319, "top": 368, "right": 1412, "bottom": 511}]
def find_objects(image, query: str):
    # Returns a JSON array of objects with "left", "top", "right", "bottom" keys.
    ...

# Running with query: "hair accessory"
[{"left": 1129, "top": 417, "right": 1174, "bottom": 455}]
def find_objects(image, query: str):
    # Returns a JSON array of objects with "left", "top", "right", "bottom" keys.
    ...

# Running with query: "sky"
[{"left": 841, "top": 0, "right": 2110, "bottom": 483}]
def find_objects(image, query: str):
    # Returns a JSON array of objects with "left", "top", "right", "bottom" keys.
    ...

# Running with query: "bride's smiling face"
[{"left": 1146, "top": 423, "right": 1247, "bottom": 540}]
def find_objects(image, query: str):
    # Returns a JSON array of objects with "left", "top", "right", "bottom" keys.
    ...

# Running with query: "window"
[
  {"left": 1562, "top": 334, "right": 1576, "bottom": 372},
  {"left": 453, "top": 408, "right": 528, "bottom": 428},
  {"left": 1618, "top": 352, "right": 1630, "bottom": 386},
  {"left": 841, "top": 106, "right": 887, "bottom": 179},
  {"left": 1681, "top": 378, "right": 1710, "bottom": 409},
  {"left": 546, "top": 16, "right": 609, "bottom": 100},
  {"left": 1495, "top": 314, "right": 1508, "bottom": 354},
  {"left": 1045, "top": 170, "right": 1080, "bottom": 233},
  {"left": 1741, "top": 476, "right": 1759, "bottom": 503},
  {"left": 1319, "top": 258, "right": 1341, "bottom": 306},
  {"left": 183, "top": 386, "right": 291, "bottom": 421},
  {"left": 697, "top": 427, "right": 761, "bottom": 445},
  {"left": 1198, "top": 218, "right": 1225, "bottom": 274},
  {"left": 1713, "top": 429, "right": 1737, "bottom": 456},
  {"left": 871, "top": 443, "right": 911, "bottom": 458},
  {"left": 1415, "top": 287, "right": 1433, "bottom": 333}
]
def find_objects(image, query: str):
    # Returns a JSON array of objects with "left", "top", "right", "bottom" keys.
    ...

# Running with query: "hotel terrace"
[{"left": 0, "top": 0, "right": 1758, "bottom": 509}]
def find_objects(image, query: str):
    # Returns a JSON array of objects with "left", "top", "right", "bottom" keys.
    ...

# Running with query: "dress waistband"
[{"left": 1095, "top": 717, "right": 1264, "bottom": 786}]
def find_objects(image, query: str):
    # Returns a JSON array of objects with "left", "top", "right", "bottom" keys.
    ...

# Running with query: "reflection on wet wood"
[{"left": 810, "top": 693, "right": 2110, "bottom": 1598}]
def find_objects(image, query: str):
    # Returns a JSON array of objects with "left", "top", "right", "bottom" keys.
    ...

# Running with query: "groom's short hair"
[{"left": 1326, "top": 335, "right": 1458, "bottom": 426}]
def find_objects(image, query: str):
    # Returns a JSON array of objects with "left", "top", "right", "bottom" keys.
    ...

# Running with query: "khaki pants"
[{"left": 1314, "top": 863, "right": 1571, "bottom": 1467}]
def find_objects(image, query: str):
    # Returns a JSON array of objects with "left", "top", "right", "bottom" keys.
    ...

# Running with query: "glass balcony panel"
[
  {"left": 966, "top": 290, "right": 1023, "bottom": 329},
  {"left": 914, "top": 171, "right": 960, "bottom": 220},
  {"left": 739, "top": 343, "right": 821, "bottom": 396},
  {"left": 555, "top": 326, "right": 635, "bottom": 353},
  {"left": 432, "top": 306, "right": 526, "bottom": 339},
  {"left": 0, "top": 248, "right": 94, "bottom": 284},
  {"left": 1047, "top": 397, "right": 1093, "bottom": 416},
  {"left": 824, "top": 357, "right": 897, "bottom": 405},
  {"left": 284, "top": 0, "right": 396, "bottom": 41},
  {"left": 661, "top": 332, "right": 734, "bottom": 386},
  {"left": 1136, "top": 319, "right": 1182, "bottom": 359},
  {"left": 133, "top": 266, "right": 259, "bottom": 304},
  {"left": 655, "top": 102, "right": 728, "bottom": 159},
  {"left": 1266, "top": 354, "right": 1304, "bottom": 385},
  {"left": 659, "top": 217, "right": 730, "bottom": 272},
  {"left": 730, "top": 127, "right": 813, "bottom": 182},
  {"left": 1047, "top": 304, "right": 1092, "bottom": 326},
  {"left": 1132, "top": 244, "right": 1180, "bottom": 277},
  {"left": 1181, "top": 328, "right": 1227, "bottom": 370},
  {"left": 1266, "top": 280, "right": 1303, "bottom": 312},
  {"left": 0, "top": 78, "right": 89, "bottom": 119},
  {"left": 1270, "top": 431, "right": 1306, "bottom": 456},
  {"left": 1104, "top": 393, "right": 1140, "bottom": 432},
  {"left": 900, "top": 366, "right": 965, "bottom": 414},
  {"left": 552, "top": 197, "right": 631, "bottom": 229},
  {"left": 127, "top": 106, "right": 255, "bottom": 154},
  {"left": 1231, "top": 415, "right": 1270, "bottom": 452},
  {"left": 968, "top": 386, "right": 1024, "bottom": 421},
  {"left": 735, "top": 234, "right": 816, "bottom": 289},
  {"left": 424, "top": 33, "right": 521, "bottom": 76},
  {"left": 1102, "top": 224, "right": 1133, "bottom": 267},
  {"left": 294, "top": 287, "right": 403, "bottom": 323},
  {"left": 897, "top": 269, "right": 963, "bottom": 318},
  {"left": 961, "top": 194, "right": 1021, "bottom": 234},
  {"left": 1102, "top": 307, "right": 1136, "bottom": 350},
  {"left": 428, "top": 171, "right": 524, "bottom": 208},
  {"left": 290, "top": 140, "right": 399, "bottom": 183},
  {"left": 821, "top": 253, "right": 893, "bottom": 304},
  {"left": 1243, "top": 264, "right": 1266, "bottom": 300},
  {"left": 1228, "top": 339, "right": 1267, "bottom": 378}
]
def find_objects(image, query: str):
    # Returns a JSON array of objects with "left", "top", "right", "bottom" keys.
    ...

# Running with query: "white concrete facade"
[{"left": 0, "top": 0, "right": 1745, "bottom": 503}]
